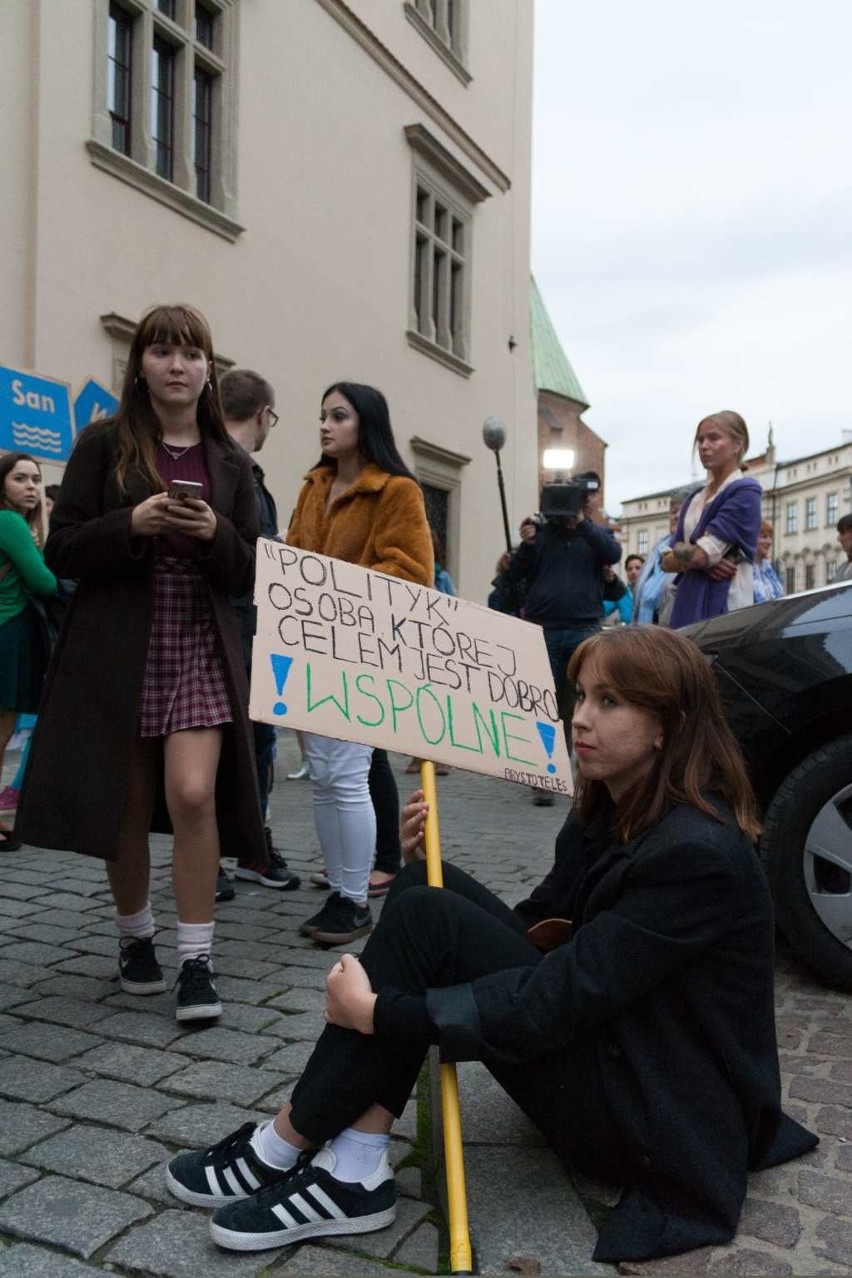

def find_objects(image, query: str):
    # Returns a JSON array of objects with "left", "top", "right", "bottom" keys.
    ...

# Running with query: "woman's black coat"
[
  {"left": 427, "top": 804, "right": 817, "bottom": 1262},
  {"left": 15, "top": 421, "right": 266, "bottom": 864}
]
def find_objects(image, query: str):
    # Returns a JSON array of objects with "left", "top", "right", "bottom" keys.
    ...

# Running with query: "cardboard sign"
[{"left": 250, "top": 540, "right": 573, "bottom": 795}]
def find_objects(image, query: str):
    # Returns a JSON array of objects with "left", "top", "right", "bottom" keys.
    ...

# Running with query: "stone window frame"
[
  {"left": 409, "top": 435, "right": 471, "bottom": 588},
  {"left": 804, "top": 495, "right": 818, "bottom": 531},
  {"left": 89, "top": 0, "right": 243, "bottom": 242},
  {"left": 637, "top": 529, "right": 649, "bottom": 555},
  {"left": 403, "top": 0, "right": 471, "bottom": 85},
  {"left": 405, "top": 124, "right": 489, "bottom": 378},
  {"left": 784, "top": 500, "right": 798, "bottom": 536},
  {"left": 826, "top": 491, "right": 838, "bottom": 527}
]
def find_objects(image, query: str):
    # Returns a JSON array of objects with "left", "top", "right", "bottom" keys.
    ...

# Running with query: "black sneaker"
[
  {"left": 216, "top": 868, "right": 235, "bottom": 902},
  {"left": 312, "top": 896, "right": 372, "bottom": 946},
  {"left": 235, "top": 830, "right": 301, "bottom": 890},
  {"left": 166, "top": 1122, "right": 287, "bottom": 1208},
  {"left": 298, "top": 891, "right": 341, "bottom": 937},
  {"left": 175, "top": 955, "right": 222, "bottom": 1022},
  {"left": 118, "top": 937, "right": 166, "bottom": 995},
  {"left": 209, "top": 1145, "right": 395, "bottom": 1252}
]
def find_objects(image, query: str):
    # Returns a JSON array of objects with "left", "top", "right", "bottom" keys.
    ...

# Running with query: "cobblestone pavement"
[{"left": 0, "top": 734, "right": 850, "bottom": 1276}]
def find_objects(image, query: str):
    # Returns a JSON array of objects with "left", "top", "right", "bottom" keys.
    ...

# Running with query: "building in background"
[
  {"left": 1, "top": 0, "right": 537, "bottom": 599},
  {"left": 619, "top": 431, "right": 852, "bottom": 591},
  {"left": 529, "top": 276, "right": 607, "bottom": 500}
]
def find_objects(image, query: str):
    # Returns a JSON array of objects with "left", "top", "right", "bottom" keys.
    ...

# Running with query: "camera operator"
[{"left": 508, "top": 472, "right": 621, "bottom": 803}]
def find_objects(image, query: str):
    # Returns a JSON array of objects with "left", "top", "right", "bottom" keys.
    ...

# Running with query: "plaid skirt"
[{"left": 139, "top": 556, "right": 232, "bottom": 738}]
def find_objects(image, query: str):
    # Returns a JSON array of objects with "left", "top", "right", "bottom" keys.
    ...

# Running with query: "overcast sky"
[{"left": 530, "top": 0, "right": 852, "bottom": 514}]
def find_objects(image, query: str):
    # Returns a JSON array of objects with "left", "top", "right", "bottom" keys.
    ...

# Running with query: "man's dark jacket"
[{"left": 510, "top": 518, "right": 621, "bottom": 627}]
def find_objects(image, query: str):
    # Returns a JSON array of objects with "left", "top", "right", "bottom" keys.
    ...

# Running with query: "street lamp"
[{"left": 482, "top": 416, "right": 513, "bottom": 554}]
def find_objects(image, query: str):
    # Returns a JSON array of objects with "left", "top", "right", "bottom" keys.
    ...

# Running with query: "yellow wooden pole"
[{"left": 420, "top": 760, "right": 473, "bottom": 1275}]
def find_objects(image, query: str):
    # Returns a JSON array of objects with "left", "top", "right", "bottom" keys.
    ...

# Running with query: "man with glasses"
[{"left": 217, "top": 369, "right": 300, "bottom": 896}]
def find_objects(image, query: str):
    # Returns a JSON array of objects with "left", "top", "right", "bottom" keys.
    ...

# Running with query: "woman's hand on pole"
[
  {"left": 401, "top": 789, "right": 428, "bottom": 863},
  {"left": 325, "top": 955, "right": 376, "bottom": 1034},
  {"left": 163, "top": 497, "right": 218, "bottom": 541}
]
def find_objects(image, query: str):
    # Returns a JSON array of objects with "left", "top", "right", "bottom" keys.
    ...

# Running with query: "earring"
[
  {"left": 134, "top": 375, "right": 146, "bottom": 391},
  {"left": 205, "top": 377, "right": 213, "bottom": 392}
]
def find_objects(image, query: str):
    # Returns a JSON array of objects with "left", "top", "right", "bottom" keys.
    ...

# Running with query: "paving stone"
[
  {"left": 0, "top": 1021, "right": 103, "bottom": 1062},
  {"left": 739, "top": 1197, "right": 802, "bottom": 1248},
  {"left": 92, "top": 1009, "right": 183, "bottom": 1048},
  {"left": 257, "top": 1039, "right": 315, "bottom": 1075},
  {"left": 10, "top": 996, "right": 113, "bottom": 1030},
  {"left": 0, "top": 1098, "right": 71, "bottom": 1155},
  {"left": 71, "top": 1040, "right": 186, "bottom": 1085},
  {"left": 395, "top": 1164, "right": 423, "bottom": 1199},
  {"left": 21, "top": 894, "right": 102, "bottom": 914},
  {"left": 163, "top": 1060, "right": 279, "bottom": 1104},
  {"left": 0, "top": 958, "right": 51, "bottom": 986},
  {"left": 798, "top": 1168, "right": 852, "bottom": 1216},
  {"left": 146, "top": 1101, "right": 263, "bottom": 1146},
  {"left": 0, "top": 1243, "right": 105, "bottom": 1277},
  {"left": 395, "top": 1219, "right": 440, "bottom": 1271},
  {"left": 267, "top": 1245, "right": 390, "bottom": 1274},
  {"left": 168, "top": 1025, "right": 279, "bottom": 1065},
  {"left": 816, "top": 1215, "right": 852, "bottom": 1266},
  {"left": 266, "top": 986, "right": 323, "bottom": 1012},
  {"left": 2, "top": 940, "right": 71, "bottom": 966},
  {"left": 0, "top": 1158, "right": 40, "bottom": 1197},
  {"left": 54, "top": 954, "right": 118, "bottom": 979},
  {"left": 323, "top": 1195, "right": 431, "bottom": 1260},
  {"left": 65, "top": 934, "right": 125, "bottom": 958},
  {"left": 456, "top": 1062, "right": 545, "bottom": 1145},
  {"left": 0, "top": 980, "right": 30, "bottom": 1010},
  {"left": 0, "top": 1174, "right": 152, "bottom": 1258},
  {"left": 619, "top": 1248, "right": 714, "bottom": 1274},
  {"left": 210, "top": 974, "right": 290, "bottom": 1004},
  {"left": 22, "top": 1124, "right": 169, "bottom": 1188},
  {"left": 107, "top": 1207, "right": 274, "bottom": 1276},
  {"left": 836, "top": 1143, "right": 852, "bottom": 1172},
  {"left": 204, "top": 954, "right": 280, "bottom": 979},
  {"left": 790, "top": 1075, "right": 852, "bottom": 1107},
  {"left": 0, "top": 898, "right": 45, "bottom": 919},
  {"left": 214, "top": 1002, "right": 284, "bottom": 1034},
  {"left": 126, "top": 1161, "right": 174, "bottom": 1206},
  {"left": 29, "top": 974, "right": 112, "bottom": 1003},
  {"left": 49, "top": 1078, "right": 183, "bottom": 1131},
  {"left": 814, "top": 1106, "right": 852, "bottom": 1140},
  {"left": 707, "top": 1248, "right": 793, "bottom": 1275},
  {"left": 0, "top": 1057, "right": 87, "bottom": 1103},
  {"left": 0, "top": 881, "right": 51, "bottom": 902}
]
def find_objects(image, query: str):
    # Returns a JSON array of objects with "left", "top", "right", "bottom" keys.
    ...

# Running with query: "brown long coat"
[
  {"left": 287, "top": 463, "right": 433, "bottom": 583},
  {"left": 15, "top": 422, "right": 267, "bottom": 863}
]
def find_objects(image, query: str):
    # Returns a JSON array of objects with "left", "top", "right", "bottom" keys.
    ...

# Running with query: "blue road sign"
[
  {"left": 0, "top": 365, "right": 74, "bottom": 462},
  {"left": 74, "top": 378, "right": 119, "bottom": 431}
]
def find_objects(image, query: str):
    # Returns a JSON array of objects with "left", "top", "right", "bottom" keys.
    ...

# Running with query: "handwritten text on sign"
[{"left": 250, "top": 541, "right": 572, "bottom": 792}]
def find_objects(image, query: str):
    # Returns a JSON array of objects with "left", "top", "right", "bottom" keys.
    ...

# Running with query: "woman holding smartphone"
[
  {"left": 288, "top": 382, "right": 432, "bottom": 947},
  {"left": 15, "top": 304, "right": 265, "bottom": 1023}
]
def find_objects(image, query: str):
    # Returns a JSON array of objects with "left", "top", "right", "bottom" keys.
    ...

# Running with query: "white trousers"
[{"left": 303, "top": 734, "right": 375, "bottom": 904}]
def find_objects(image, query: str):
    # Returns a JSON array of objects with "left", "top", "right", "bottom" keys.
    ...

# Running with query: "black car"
[{"left": 685, "top": 580, "right": 852, "bottom": 988}]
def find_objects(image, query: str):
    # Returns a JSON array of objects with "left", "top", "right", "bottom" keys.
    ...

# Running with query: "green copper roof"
[{"left": 530, "top": 275, "right": 589, "bottom": 408}]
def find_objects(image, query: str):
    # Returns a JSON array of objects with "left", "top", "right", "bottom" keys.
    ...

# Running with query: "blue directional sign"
[
  {"left": 0, "top": 365, "right": 75, "bottom": 463},
  {"left": 74, "top": 378, "right": 119, "bottom": 431}
]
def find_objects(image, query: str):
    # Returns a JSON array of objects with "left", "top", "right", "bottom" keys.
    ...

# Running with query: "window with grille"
[
  {"left": 90, "top": 1, "right": 238, "bottom": 235},
  {"left": 785, "top": 565, "right": 797, "bottom": 593},
  {"left": 804, "top": 563, "right": 816, "bottom": 589},
  {"left": 637, "top": 530, "right": 649, "bottom": 555},
  {"left": 827, "top": 492, "right": 838, "bottom": 526},
  {"left": 404, "top": 0, "right": 470, "bottom": 81},
  {"left": 785, "top": 502, "right": 797, "bottom": 535},
  {"left": 805, "top": 497, "right": 817, "bottom": 531}
]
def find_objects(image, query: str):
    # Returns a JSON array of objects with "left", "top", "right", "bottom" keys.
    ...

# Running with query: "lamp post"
[{"left": 482, "top": 416, "right": 512, "bottom": 555}]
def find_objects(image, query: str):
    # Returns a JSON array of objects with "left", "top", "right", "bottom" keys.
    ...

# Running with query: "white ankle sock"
[
  {"left": 250, "top": 1121, "right": 304, "bottom": 1171},
  {"left": 328, "top": 1128, "right": 390, "bottom": 1183},
  {"left": 115, "top": 903, "right": 155, "bottom": 940},
  {"left": 176, "top": 920, "right": 214, "bottom": 968}
]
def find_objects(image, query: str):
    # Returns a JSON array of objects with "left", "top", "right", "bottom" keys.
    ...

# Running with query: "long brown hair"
[
  {"left": 112, "top": 303, "right": 232, "bottom": 495},
  {"left": 567, "top": 627, "right": 761, "bottom": 843},
  {"left": 0, "top": 451, "right": 45, "bottom": 547}
]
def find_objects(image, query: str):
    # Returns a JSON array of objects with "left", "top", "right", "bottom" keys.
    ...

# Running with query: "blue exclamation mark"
[
  {"left": 270, "top": 654, "right": 293, "bottom": 716},
  {"left": 536, "top": 722, "right": 557, "bottom": 773}
]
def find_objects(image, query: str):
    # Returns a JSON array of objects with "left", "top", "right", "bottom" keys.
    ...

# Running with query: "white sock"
[
  {"left": 115, "top": 903, "right": 155, "bottom": 940},
  {"left": 176, "top": 920, "right": 214, "bottom": 968},
  {"left": 328, "top": 1128, "right": 390, "bottom": 1183},
  {"left": 250, "top": 1121, "right": 303, "bottom": 1172}
]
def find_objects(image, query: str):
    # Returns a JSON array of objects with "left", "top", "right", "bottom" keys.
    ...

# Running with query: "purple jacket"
[{"left": 670, "top": 477, "right": 762, "bottom": 628}]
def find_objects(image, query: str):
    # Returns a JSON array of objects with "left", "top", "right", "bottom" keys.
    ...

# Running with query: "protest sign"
[{"left": 251, "top": 540, "right": 573, "bottom": 794}]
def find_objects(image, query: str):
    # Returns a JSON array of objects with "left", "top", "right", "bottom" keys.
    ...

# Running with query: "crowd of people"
[{"left": 2, "top": 309, "right": 843, "bottom": 1264}]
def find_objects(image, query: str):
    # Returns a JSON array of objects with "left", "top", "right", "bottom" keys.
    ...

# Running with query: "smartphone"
[{"left": 167, "top": 480, "right": 203, "bottom": 501}]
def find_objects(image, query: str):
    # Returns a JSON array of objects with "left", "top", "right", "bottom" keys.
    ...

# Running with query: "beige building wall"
[
  {"left": 0, "top": 0, "right": 537, "bottom": 601},
  {"left": 619, "top": 437, "right": 852, "bottom": 591}
]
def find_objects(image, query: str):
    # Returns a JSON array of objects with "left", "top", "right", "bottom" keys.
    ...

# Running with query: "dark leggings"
[
  {"left": 288, "top": 862, "right": 625, "bottom": 1181},
  {"left": 369, "top": 748, "right": 401, "bottom": 876}
]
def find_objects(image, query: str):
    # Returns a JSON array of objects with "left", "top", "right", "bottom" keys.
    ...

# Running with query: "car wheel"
[{"left": 761, "top": 735, "right": 852, "bottom": 988}]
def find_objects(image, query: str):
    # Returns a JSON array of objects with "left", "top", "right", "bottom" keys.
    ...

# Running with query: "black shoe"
[
  {"left": 312, "top": 896, "right": 372, "bottom": 946},
  {"left": 216, "top": 868, "right": 235, "bottom": 902},
  {"left": 235, "top": 829, "right": 301, "bottom": 890},
  {"left": 298, "top": 891, "right": 341, "bottom": 937},
  {"left": 175, "top": 955, "right": 222, "bottom": 1023},
  {"left": 118, "top": 936, "right": 166, "bottom": 995},
  {"left": 209, "top": 1145, "right": 395, "bottom": 1252},
  {"left": 166, "top": 1122, "right": 287, "bottom": 1208}
]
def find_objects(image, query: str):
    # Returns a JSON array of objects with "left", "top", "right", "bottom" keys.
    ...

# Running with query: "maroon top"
[{"left": 155, "top": 442, "right": 211, "bottom": 558}]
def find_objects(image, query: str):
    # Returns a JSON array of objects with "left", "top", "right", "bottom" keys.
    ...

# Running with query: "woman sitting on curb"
[{"left": 166, "top": 627, "right": 815, "bottom": 1264}]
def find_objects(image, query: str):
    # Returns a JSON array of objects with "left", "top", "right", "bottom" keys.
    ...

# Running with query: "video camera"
[{"left": 535, "top": 474, "right": 600, "bottom": 524}]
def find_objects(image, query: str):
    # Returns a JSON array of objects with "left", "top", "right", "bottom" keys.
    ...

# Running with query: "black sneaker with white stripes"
[
  {"left": 209, "top": 1145, "right": 396, "bottom": 1252},
  {"left": 166, "top": 1122, "right": 287, "bottom": 1207}
]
